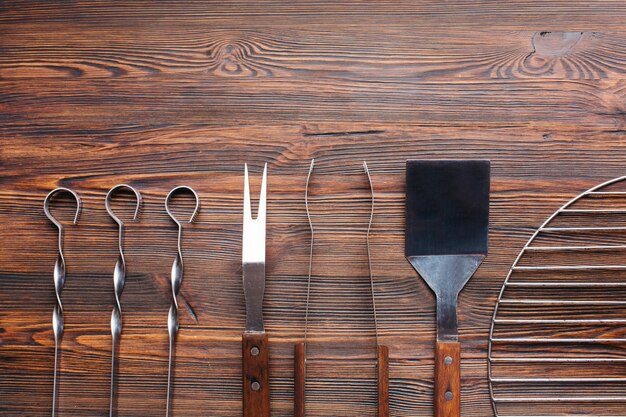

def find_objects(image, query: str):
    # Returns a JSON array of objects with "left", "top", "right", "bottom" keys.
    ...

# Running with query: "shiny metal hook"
[
  {"left": 105, "top": 184, "right": 141, "bottom": 417},
  {"left": 44, "top": 187, "right": 81, "bottom": 417},
  {"left": 164, "top": 185, "right": 199, "bottom": 417}
]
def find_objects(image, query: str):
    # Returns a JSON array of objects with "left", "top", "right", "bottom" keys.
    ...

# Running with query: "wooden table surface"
[{"left": 1, "top": 1, "right": 626, "bottom": 416}]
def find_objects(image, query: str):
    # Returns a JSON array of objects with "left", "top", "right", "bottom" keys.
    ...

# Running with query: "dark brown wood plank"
[
  {"left": 2, "top": 29, "right": 626, "bottom": 81},
  {"left": 2, "top": 1, "right": 626, "bottom": 30},
  {"left": 2, "top": 78, "right": 625, "bottom": 127}
]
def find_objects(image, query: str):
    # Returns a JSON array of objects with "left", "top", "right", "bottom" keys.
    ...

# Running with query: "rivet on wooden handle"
[
  {"left": 377, "top": 344, "right": 390, "bottom": 417},
  {"left": 243, "top": 332, "right": 270, "bottom": 417},
  {"left": 294, "top": 342, "right": 305, "bottom": 417},
  {"left": 435, "top": 341, "right": 461, "bottom": 417}
]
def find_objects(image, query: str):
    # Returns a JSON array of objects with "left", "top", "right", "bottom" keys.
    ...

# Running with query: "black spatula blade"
[
  {"left": 405, "top": 159, "right": 489, "bottom": 257},
  {"left": 405, "top": 159, "right": 489, "bottom": 417}
]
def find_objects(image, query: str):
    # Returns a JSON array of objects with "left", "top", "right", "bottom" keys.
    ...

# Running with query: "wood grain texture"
[
  {"left": 1, "top": 1, "right": 625, "bottom": 416},
  {"left": 377, "top": 345, "right": 390, "bottom": 417},
  {"left": 434, "top": 342, "right": 461, "bottom": 417},
  {"left": 293, "top": 342, "right": 305, "bottom": 417},
  {"left": 243, "top": 332, "right": 270, "bottom": 417}
]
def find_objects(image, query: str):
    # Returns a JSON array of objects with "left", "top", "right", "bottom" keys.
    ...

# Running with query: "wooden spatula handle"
[
  {"left": 243, "top": 332, "right": 270, "bottom": 417},
  {"left": 377, "top": 345, "right": 390, "bottom": 417},
  {"left": 435, "top": 341, "right": 460, "bottom": 417},
  {"left": 294, "top": 342, "right": 305, "bottom": 417}
]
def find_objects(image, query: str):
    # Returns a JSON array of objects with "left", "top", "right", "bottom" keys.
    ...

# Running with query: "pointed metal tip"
[
  {"left": 261, "top": 163, "right": 268, "bottom": 190},
  {"left": 243, "top": 163, "right": 251, "bottom": 221},
  {"left": 72, "top": 195, "right": 82, "bottom": 224},
  {"left": 131, "top": 187, "right": 142, "bottom": 220},
  {"left": 259, "top": 163, "right": 267, "bottom": 221}
]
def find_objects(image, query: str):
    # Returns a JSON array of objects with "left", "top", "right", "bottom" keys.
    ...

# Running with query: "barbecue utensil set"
[{"left": 45, "top": 160, "right": 494, "bottom": 416}]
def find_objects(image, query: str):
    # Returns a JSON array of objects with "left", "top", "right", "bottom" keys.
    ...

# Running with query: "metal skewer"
[
  {"left": 164, "top": 186, "right": 199, "bottom": 417},
  {"left": 44, "top": 187, "right": 81, "bottom": 417},
  {"left": 105, "top": 184, "right": 141, "bottom": 417},
  {"left": 294, "top": 159, "right": 315, "bottom": 417}
]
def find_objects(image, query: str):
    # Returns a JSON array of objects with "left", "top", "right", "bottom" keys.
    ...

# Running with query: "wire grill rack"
[{"left": 489, "top": 176, "right": 626, "bottom": 417}]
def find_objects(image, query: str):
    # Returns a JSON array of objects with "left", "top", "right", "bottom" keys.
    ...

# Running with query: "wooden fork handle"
[
  {"left": 243, "top": 332, "right": 270, "bottom": 417},
  {"left": 435, "top": 341, "right": 461, "bottom": 417}
]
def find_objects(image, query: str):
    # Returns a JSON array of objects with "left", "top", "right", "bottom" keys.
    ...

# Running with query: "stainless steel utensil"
[
  {"left": 164, "top": 186, "right": 199, "bottom": 417},
  {"left": 105, "top": 184, "right": 141, "bottom": 417},
  {"left": 242, "top": 163, "right": 270, "bottom": 417},
  {"left": 405, "top": 160, "right": 490, "bottom": 417},
  {"left": 44, "top": 187, "right": 81, "bottom": 417},
  {"left": 294, "top": 160, "right": 389, "bottom": 417}
]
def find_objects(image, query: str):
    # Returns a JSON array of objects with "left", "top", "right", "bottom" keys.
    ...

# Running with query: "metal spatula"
[{"left": 405, "top": 160, "right": 490, "bottom": 417}]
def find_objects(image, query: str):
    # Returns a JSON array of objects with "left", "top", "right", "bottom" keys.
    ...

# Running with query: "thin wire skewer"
[
  {"left": 105, "top": 184, "right": 141, "bottom": 417},
  {"left": 44, "top": 187, "right": 81, "bottom": 417},
  {"left": 302, "top": 158, "right": 315, "bottom": 387},
  {"left": 364, "top": 161, "right": 389, "bottom": 417},
  {"left": 164, "top": 186, "right": 199, "bottom": 417},
  {"left": 294, "top": 159, "right": 315, "bottom": 417},
  {"left": 363, "top": 162, "right": 379, "bottom": 348}
]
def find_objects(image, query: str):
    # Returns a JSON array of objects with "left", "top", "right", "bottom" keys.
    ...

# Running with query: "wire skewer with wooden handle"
[{"left": 294, "top": 160, "right": 389, "bottom": 417}]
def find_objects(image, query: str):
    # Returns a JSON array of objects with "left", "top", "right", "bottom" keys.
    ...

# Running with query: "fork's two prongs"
[{"left": 242, "top": 163, "right": 267, "bottom": 266}]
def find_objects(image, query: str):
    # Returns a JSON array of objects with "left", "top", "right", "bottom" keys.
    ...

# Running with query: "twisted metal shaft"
[
  {"left": 52, "top": 252, "right": 65, "bottom": 417},
  {"left": 44, "top": 187, "right": 80, "bottom": 417},
  {"left": 110, "top": 229, "right": 125, "bottom": 417},
  {"left": 166, "top": 235, "right": 183, "bottom": 417},
  {"left": 105, "top": 184, "right": 141, "bottom": 417},
  {"left": 164, "top": 186, "right": 199, "bottom": 417}
]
